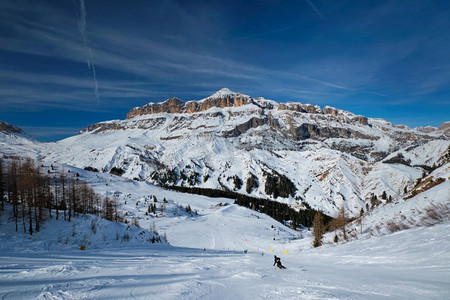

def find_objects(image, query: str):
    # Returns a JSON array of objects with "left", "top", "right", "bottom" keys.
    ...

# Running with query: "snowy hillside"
[
  {"left": 0, "top": 204, "right": 167, "bottom": 252},
  {"left": 0, "top": 126, "right": 44, "bottom": 160},
  {"left": 37, "top": 88, "right": 449, "bottom": 217},
  {"left": 2, "top": 223, "right": 449, "bottom": 299}
]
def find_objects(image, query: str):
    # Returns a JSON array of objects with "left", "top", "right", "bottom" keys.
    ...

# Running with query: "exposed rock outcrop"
[
  {"left": 323, "top": 106, "right": 339, "bottom": 117},
  {"left": 353, "top": 116, "right": 369, "bottom": 126},
  {"left": 440, "top": 121, "right": 450, "bottom": 131},
  {"left": 278, "top": 103, "right": 321, "bottom": 114},
  {"left": 127, "top": 98, "right": 184, "bottom": 119},
  {"left": 80, "top": 122, "right": 126, "bottom": 133},
  {"left": 439, "top": 122, "right": 450, "bottom": 138},
  {"left": 224, "top": 117, "right": 268, "bottom": 137},
  {"left": 81, "top": 118, "right": 167, "bottom": 134},
  {"left": 292, "top": 123, "right": 378, "bottom": 141},
  {"left": 0, "top": 121, "right": 24, "bottom": 134}
]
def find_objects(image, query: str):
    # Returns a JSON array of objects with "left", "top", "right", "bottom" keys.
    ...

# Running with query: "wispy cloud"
[
  {"left": 0, "top": 68, "right": 163, "bottom": 112},
  {"left": 76, "top": 0, "right": 99, "bottom": 104},
  {"left": 0, "top": 0, "right": 448, "bottom": 124},
  {"left": 304, "top": 0, "right": 324, "bottom": 19},
  {"left": 0, "top": 3, "right": 354, "bottom": 110}
]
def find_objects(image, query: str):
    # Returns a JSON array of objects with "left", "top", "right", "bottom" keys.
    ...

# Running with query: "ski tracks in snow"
[{"left": 1, "top": 223, "right": 449, "bottom": 299}]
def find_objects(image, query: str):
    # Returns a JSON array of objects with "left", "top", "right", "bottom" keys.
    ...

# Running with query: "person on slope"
[{"left": 273, "top": 255, "right": 286, "bottom": 269}]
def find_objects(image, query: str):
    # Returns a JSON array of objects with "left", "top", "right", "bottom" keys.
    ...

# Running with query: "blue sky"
[{"left": 0, "top": 0, "right": 449, "bottom": 141}]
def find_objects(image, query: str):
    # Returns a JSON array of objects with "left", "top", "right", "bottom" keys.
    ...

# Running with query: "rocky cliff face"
[{"left": 126, "top": 88, "right": 253, "bottom": 119}]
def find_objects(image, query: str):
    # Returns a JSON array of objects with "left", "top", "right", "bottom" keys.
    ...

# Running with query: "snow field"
[{"left": 1, "top": 223, "right": 449, "bottom": 299}]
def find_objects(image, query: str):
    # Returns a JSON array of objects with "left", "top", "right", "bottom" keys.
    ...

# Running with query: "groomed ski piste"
[{"left": 1, "top": 166, "right": 449, "bottom": 299}]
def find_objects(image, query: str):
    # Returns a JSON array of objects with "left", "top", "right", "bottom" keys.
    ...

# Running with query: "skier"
[{"left": 273, "top": 255, "right": 286, "bottom": 269}]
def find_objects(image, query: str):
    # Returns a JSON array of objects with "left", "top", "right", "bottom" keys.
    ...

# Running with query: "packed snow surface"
[{"left": 1, "top": 221, "right": 449, "bottom": 299}]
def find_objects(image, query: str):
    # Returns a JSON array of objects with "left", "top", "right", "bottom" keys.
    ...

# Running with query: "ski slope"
[{"left": 1, "top": 222, "right": 449, "bottom": 299}]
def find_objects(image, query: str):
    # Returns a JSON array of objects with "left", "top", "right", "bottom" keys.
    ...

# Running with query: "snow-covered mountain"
[
  {"left": 29, "top": 88, "right": 446, "bottom": 218},
  {"left": 0, "top": 121, "right": 44, "bottom": 160}
]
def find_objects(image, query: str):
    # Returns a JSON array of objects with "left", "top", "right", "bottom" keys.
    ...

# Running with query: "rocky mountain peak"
[
  {"left": 416, "top": 122, "right": 450, "bottom": 138},
  {"left": 0, "top": 121, "right": 24, "bottom": 135},
  {"left": 440, "top": 121, "right": 450, "bottom": 131},
  {"left": 439, "top": 121, "right": 450, "bottom": 138},
  {"left": 205, "top": 88, "right": 248, "bottom": 100},
  {"left": 126, "top": 88, "right": 253, "bottom": 119}
]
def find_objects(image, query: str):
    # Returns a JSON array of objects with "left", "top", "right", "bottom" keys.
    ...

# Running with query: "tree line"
[
  {"left": 163, "top": 185, "right": 331, "bottom": 228},
  {"left": 0, "top": 157, "right": 120, "bottom": 235}
]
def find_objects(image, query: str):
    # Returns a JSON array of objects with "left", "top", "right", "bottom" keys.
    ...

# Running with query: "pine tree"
[
  {"left": 70, "top": 176, "right": 83, "bottom": 219},
  {"left": 79, "top": 181, "right": 90, "bottom": 214},
  {"left": 370, "top": 194, "right": 379, "bottom": 208},
  {"left": 34, "top": 164, "right": 44, "bottom": 232},
  {"left": 60, "top": 170, "right": 67, "bottom": 221},
  {"left": 43, "top": 175, "right": 53, "bottom": 219},
  {"left": 312, "top": 211, "right": 324, "bottom": 247},
  {"left": 160, "top": 203, "right": 166, "bottom": 216},
  {"left": 54, "top": 176, "right": 60, "bottom": 220},
  {"left": 19, "top": 158, "right": 37, "bottom": 235},
  {"left": 358, "top": 208, "right": 364, "bottom": 234},
  {"left": 103, "top": 196, "right": 114, "bottom": 221},
  {"left": 132, "top": 216, "right": 140, "bottom": 227},
  {"left": 245, "top": 174, "right": 259, "bottom": 194},
  {"left": 8, "top": 160, "right": 20, "bottom": 232},
  {"left": 68, "top": 177, "right": 75, "bottom": 222},
  {"left": 338, "top": 205, "right": 347, "bottom": 240}
]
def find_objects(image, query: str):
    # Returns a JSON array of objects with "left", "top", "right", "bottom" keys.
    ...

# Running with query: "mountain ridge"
[{"left": 123, "top": 88, "right": 447, "bottom": 135}]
